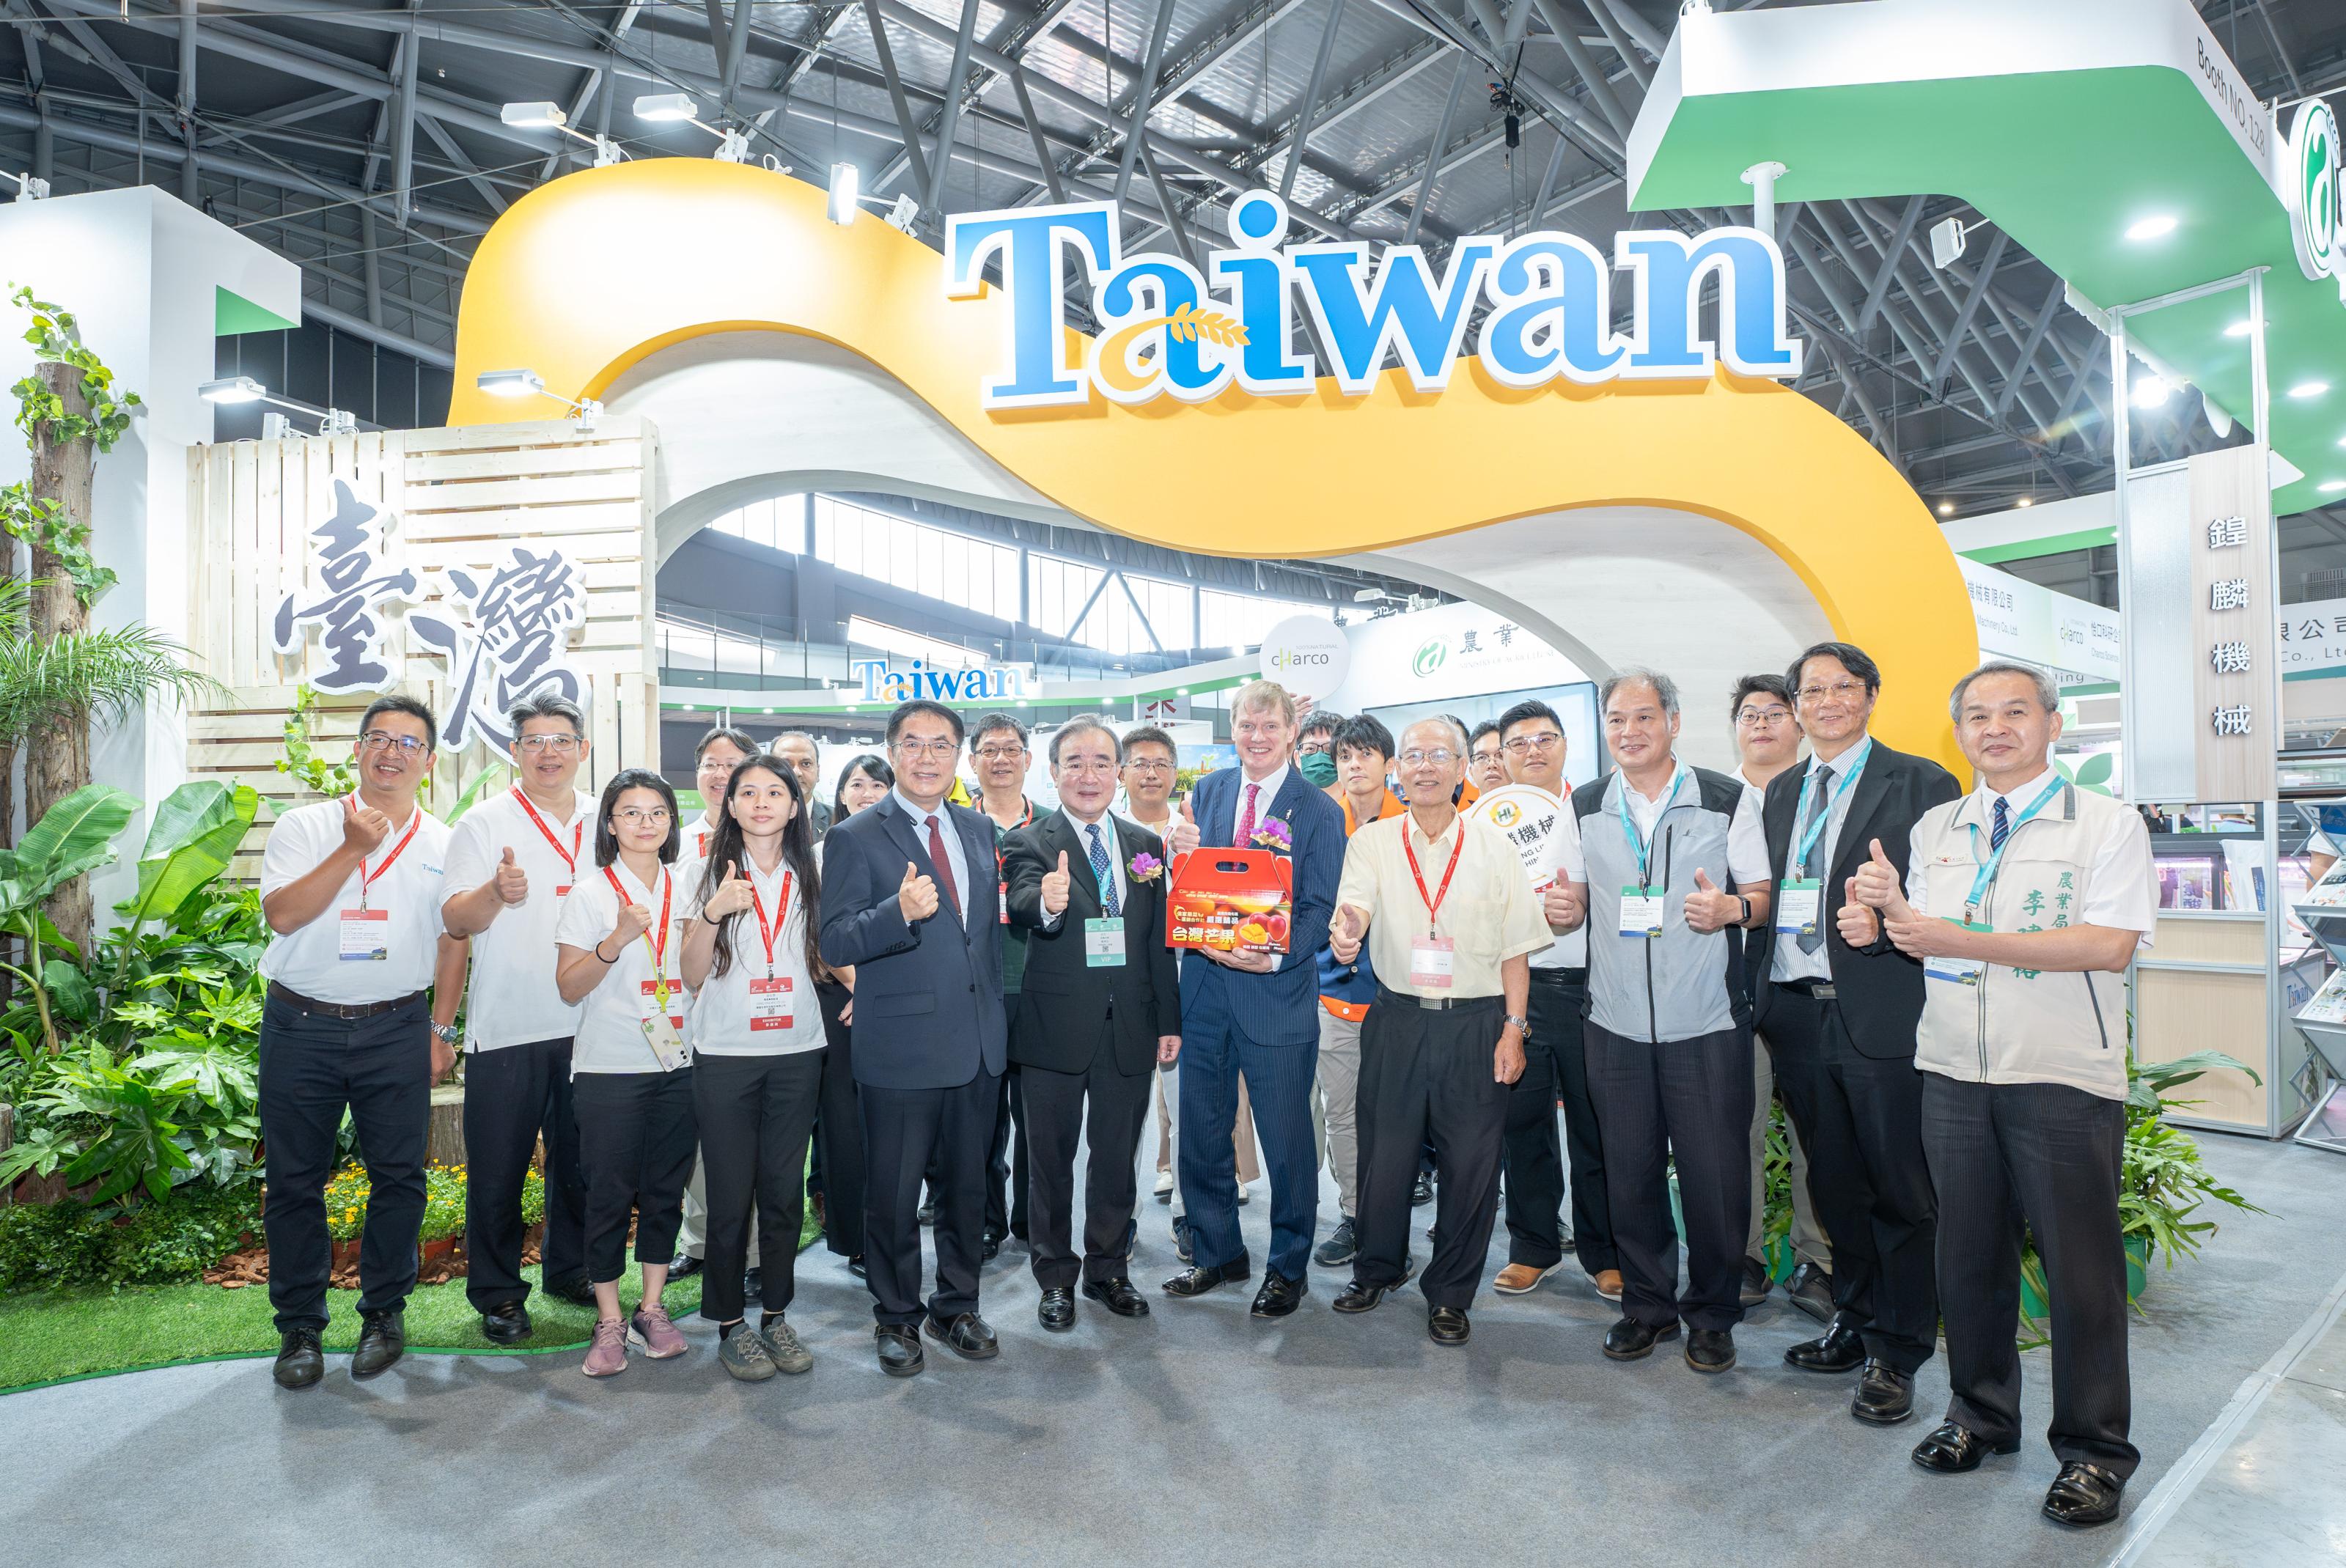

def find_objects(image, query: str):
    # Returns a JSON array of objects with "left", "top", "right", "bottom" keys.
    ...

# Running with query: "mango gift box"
[{"left": 1166, "top": 848, "right": 1293, "bottom": 954}]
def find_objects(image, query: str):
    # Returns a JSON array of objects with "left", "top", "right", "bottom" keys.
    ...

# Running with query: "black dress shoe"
[
  {"left": 350, "top": 1308, "right": 405, "bottom": 1380},
  {"left": 1162, "top": 1259, "right": 1248, "bottom": 1297},
  {"left": 540, "top": 1274, "right": 596, "bottom": 1307},
  {"left": 1081, "top": 1277, "right": 1150, "bottom": 1317},
  {"left": 273, "top": 1328, "right": 323, "bottom": 1390},
  {"left": 2042, "top": 1461, "right": 2126, "bottom": 1528},
  {"left": 1784, "top": 1314, "right": 1867, "bottom": 1374},
  {"left": 982, "top": 1227, "right": 1004, "bottom": 1263},
  {"left": 1784, "top": 1259, "right": 1835, "bottom": 1323},
  {"left": 669, "top": 1253, "right": 705, "bottom": 1280},
  {"left": 845, "top": 1254, "right": 868, "bottom": 1280},
  {"left": 1251, "top": 1268, "right": 1307, "bottom": 1319},
  {"left": 1685, "top": 1327, "right": 1735, "bottom": 1372},
  {"left": 1428, "top": 1306, "right": 1469, "bottom": 1346},
  {"left": 1910, "top": 1421, "right": 2020, "bottom": 1473},
  {"left": 481, "top": 1300, "right": 532, "bottom": 1344},
  {"left": 1037, "top": 1288, "right": 1076, "bottom": 1331},
  {"left": 1853, "top": 1359, "right": 1916, "bottom": 1425},
  {"left": 1602, "top": 1316, "right": 1680, "bottom": 1361},
  {"left": 924, "top": 1311, "right": 1000, "bottom": 1360},
  {"left": 875, "top": 1323, "right": 924, "bottom": 1377},
  {"left": 1558, "top": 1223, "right": 1575, "bottom": 1255},
  {"left": 1331, "top": 1278, "right": 1389, "bottom": 1314},
  {"left": 1411, "top": 1173, "right": 1435, "bottom": 1207},
  {"left": 1739, "top": 1254, "right": 1773, "bottom": 1307}
]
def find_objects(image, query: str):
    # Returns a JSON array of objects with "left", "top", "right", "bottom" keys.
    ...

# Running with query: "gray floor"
[{"left": 4, "top": 1131, "right": 2343, "bottom": 1567}]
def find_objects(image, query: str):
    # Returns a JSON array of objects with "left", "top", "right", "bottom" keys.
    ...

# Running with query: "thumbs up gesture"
[
  {"left": 705, "top": 861, "right": 754, "bottom": 920},
  {"left": 1328, "top": 902, "right": 1369, "bottom": 965},
  {"left": 1169, "top": 795, "right": 1201, "bottom": 857},
  {"left": 341, "top": 792, "right": 391, "bottom": 855},
  {"left": 1040, "top": 849, "right": 1073, "bottom": 918},
  {"left": 897, "top": 860, "right": 940, "bottom": 923},
  {"left": 1850, "top": 837, "right": 1911, "bottom": 917},
  {"left": 493, "top": 844, "right": 529, "bottom": 906},
  {"left": 1837, "top": 875, "right": 1883, "bottom": 946},
  {"left": 1683, "top": 866, "right": 1741, "bottom": 933},
  {"left": 611, "top": 899, "right": 654, "bottom": 946},
  {"left": 1542, "top": 879, "right": 1586, "bottom": 933}
]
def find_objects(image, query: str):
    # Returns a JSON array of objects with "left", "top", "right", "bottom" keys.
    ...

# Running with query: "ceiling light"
[
  {"left": 2131, "top": 374, "right": 2172, "bottom": 408},
  {"left": 1936, "top": 501, "right": 1954, "bottom": 516},
  {"left": 1176, "top": 687, "right": 1188, "bottom": 696},
  {"left": 2292, "top": 380, "right": 2331, "bottom": 399},
  {"left": 634, "top": 93, "right": 699, "bottom": 123},
  {"left": 2125, "top": 214, "right": 2177, "bottom": 241},
  {"left": 2324, "top": 481, "right": 2346, "bottom": 494},
  {"left": 2225, "top": 319, "right": 2255, "bottom": 338},
  {"left": 2015, "top": 496, "right": 2034, "bottom": 508},
  {"left": 477, "top": 368, "right": 546, "bottom": 398},
  {"left": 501, "top": 101, "right": 567, "bottom": 129},
  {"left": 828, "top": 161, "right": 861, "bottom": 226},
  {"left": 197, "top": 375, "right": 265, "bottom": 405}
]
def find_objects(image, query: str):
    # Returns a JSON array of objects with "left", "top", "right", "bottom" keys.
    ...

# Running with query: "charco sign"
[
  {"left": 2286, "top": 98, "right": 2344, "bottom": 292},
  {"left": 944, "top": 190, "right": 1803, "bottom": 411}
]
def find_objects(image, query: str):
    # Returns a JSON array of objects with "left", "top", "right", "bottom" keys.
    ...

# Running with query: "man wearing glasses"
[
  {"left": 258, "top": 695, "right": 467, "bottom": 1390},
  {"left": 1730, "top": 674, "right": 1835, "bottom": 1322},
  {"left": 1468, "top": 721, "right": 1510, "bottom": 797},
  {"left": 817, "top": 700, "right": 1008, "bottom": 1377},
  {"left": 442, "top": 692, "right": 599, "bottom": 1344},
  {"left": 968, "top": 713, "right": 1039, "bottom": 1256}
]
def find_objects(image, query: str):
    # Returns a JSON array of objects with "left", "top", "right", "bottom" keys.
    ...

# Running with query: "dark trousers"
[
  {"left": 1766, "top": 985, "right": 1938, "bottom": 1372},
  {"left": 1584, "top": 1021, "right": 1753, "bottom": 1332},
  {"left": 1923, "top": 1075, "right": 2138, "bottom": 1476},
  {"left": 929, "top": 1062, "right": 1028, "bottom": 1237},
  {"left": 1022, "top": 1035, "right": 1154, "bottom": 1289},
  {"left": 259, "top": 992, "right": 430, "bottom": 1333},
  {"left": 1356, "top": 992, "right": 1509, "bottom": 1310},
  {"left": 573, "top": 1068, "right": 698, "bottom": 1284},
  {"left": 813, "top": 981, "right": 865, "bottom": 1259},
  {"left": 695, "top": 1049, "right": 823, "bottom": 1323},
  {"left": 863, "top": 1067, "right": 999, "bottom": 1326},
  {"left": 461, "top": 1035, "right": 588, "bottom": 1311},
  {"left": 1177, "top": 979, "right": 1320, "bottom": 1279},
  {"left": 1507, "top": 970, "right": 1611, "bottom": 1271}
]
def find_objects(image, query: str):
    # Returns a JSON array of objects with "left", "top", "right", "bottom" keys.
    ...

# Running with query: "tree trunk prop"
[{"left": 26, "top": 363, "right": 95, "bottom": 956}]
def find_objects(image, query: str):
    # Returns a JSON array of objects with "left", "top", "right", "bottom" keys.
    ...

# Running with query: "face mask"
[{"left": 1298, "top": 751, "right": 1338, "bottom": 788}]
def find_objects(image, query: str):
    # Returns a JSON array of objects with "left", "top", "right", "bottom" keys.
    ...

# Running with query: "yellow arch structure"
[{"left": 447, "top": 158, "right": 1976, "bottom": 770}]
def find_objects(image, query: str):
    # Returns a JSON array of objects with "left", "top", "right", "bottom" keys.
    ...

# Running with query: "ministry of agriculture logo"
[
  {"left": 1413, "top": 639, "right": 1447, "bottom": 677},
  {"left": 2289, "top": 99, "right": 2340, "bottom": 281}
]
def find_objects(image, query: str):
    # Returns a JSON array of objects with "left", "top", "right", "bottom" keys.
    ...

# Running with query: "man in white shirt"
[
  {"left": 442, "top": 692, "right": 597, "bottom": 1341},
  {"left": 672, "top": 724, "right": 757, "bottom": 1279},
  {"left": 257, "top": 695, "right": 466, "bottom": 1391}
]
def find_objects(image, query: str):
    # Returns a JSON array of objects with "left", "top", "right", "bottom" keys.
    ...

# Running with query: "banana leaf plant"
[
  {"left": 106, "top": 780, "right": 260, "bottom": 997},
  {"left": 0, "top": 782, "right": 137, "bottom": 1053}
]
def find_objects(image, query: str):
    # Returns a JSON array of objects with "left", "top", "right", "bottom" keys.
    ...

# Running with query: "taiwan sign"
[
  {"left": 944, "top": 191, "right": 1803, "bottom": 411},
  {"left": 849, "top": 656, "right": 1038, "bottom": 704}
]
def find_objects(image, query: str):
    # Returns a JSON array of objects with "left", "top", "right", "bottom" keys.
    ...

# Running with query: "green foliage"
[
  {"left": 0, "top": 1031, "right": 261, "bottom": 1203},
  {"left": 8, "top": 286, "right": 142, "bottom": 454},
  {"left": 276, "top": 685, "right": 357, "bottom": 799},
  {"left": 0, "top": 575, "right": 226, "bottom": 747},
  {"left": 0, "top": 485, "right": 114, "bottom": 608},
  {"left": 115, "top": 781, "right": 260, "bottom": 932},
  {"left": 321, "top": 1162, "right": 482, "bottom": 1244},
  {"left": 0, "top": 1182, "right": 260, "bottom": 1292}
]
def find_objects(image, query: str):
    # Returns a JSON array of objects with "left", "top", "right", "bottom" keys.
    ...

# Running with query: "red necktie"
[
  {"left": 926, "top": 813, "right": 963, "bottom": 923},
  {"left": 1236, "top": 781, "right": 1260, "bottom": 847}
]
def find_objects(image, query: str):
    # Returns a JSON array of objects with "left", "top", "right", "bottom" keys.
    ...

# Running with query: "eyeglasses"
[
  {"left": 1798, "top": 681, "right": 1868, "bottom": 703},
  {"left": 614, "top": 806, "right": 672, "bottom": 825},
  {"left": 1735, "top": 707, "right": 1793, "bottom": 726},
  {"left": 974, "top": 745, "right": 1026, "bottom": 762},
  {"left": 1124, "top": 758, "right": 1173, "bottom": 774},
  {"left": 1058, "top": 759, "right": 1119, "bottom": 777},
  {"left": 1297, "top": 740, "right": 1331, "bottom": 755},
  {"left": 892, "top": 737, "right": 960, "bottom": 760},
  {"left": 1501, "top": 732, "right": 1562, "bottom": 755},
  {"left": 360, "top": 731, "right": 429, "bottom": 757},
  {"left": 515, "top": 734, "right": 581, "bottom": 754},
  {"left": 1400, "top": 748, "right": 1457, "bottom": 767}
]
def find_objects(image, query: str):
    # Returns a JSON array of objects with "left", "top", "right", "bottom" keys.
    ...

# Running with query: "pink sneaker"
[
  {"left": 630, "top": 1303, "right": 688, "bottom": 1359},
  {"left": 581, "top": 1319, "right": 628, "bottom": 1378}
]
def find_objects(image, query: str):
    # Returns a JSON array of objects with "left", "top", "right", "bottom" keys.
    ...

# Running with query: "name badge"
[
  {"left": 1776, "top": 878, "right": 1822, "bottom": 938},
  {"left": 1000, "top": 878, "right": 1010, "bottom": 925},
  {"left": 1409, "top": 935, "right": 1455, "bottom": 989},
  {"left": 1084, "top": 917, "right": 1127, "bottom": 968},
  {"left": 637, "top": 980, "right": 690, "bottom": 1070},
  {"left": 339, "top": 908, "right": 389, "bottom": 962},
  {"left": 1619, "top": 886, "right": 1665, "bottom": 938},
  {"left": 554, "top": 884, "right": 573, "bottom": 900},
  {"left": 748, "top": 975, "right": 795, "bottom": 1031},
  {"left": 1924, "top": 919, "right": 1993, "bottom": 986}
]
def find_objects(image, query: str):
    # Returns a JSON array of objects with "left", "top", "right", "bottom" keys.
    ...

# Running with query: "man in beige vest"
[{"left": 1845, "top": 660, "right": 2154, "bottom": 1531}]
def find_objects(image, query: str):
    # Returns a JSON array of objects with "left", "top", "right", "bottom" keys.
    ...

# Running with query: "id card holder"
[
  {"left": 339, "top": 908, "right": 389, "bottom": 962},
  {"left": 1409, "top": 935, "right": 1455, "bottom": 989},
  {"left": 748, "top": 975, "right": 795, "bottom": 1031},
  {"left": 638, "top": 981, "right": 690, "bottom": 1070},
  {"left": 554, "top": 884, "right": 573, "bottom": 900},
  {"left": 1924, "top": 919, "right": 1993, "bottom": 986},
  {"left": 1000, "top": 879, "right": 1010, "bottom": 925},
  {"left": 1084, "top": 917, "right": 1128, "bottom": 967},
  {"left": 1619, "top": 886, "right": 1665, "bottom": 938},
  {"left": 1776, "top": 878, "right": 1822, "bottom": 939}
]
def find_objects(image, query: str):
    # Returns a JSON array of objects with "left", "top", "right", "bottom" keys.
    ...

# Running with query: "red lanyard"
[
  {"left": 1403, "top": 824, "right": 1467, "bottom": 935},
  {"left": 747, "top": 869, "right": 793, "bottom": 979},
  {"left": 603, "top": 864, "right": 674, "bottom": 1003},
  {"left": 352, "top": 798, "right": 422, "bottom": 910},
  {"left": 511, "top": 788, "right": 582, "bottom": 875},
  {"left": 993, "top": 800, "right": 1033, "bottom": 874}
]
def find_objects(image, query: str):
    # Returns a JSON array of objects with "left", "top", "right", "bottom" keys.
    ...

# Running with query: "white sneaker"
[{"left": 1153, "top": 1170, "right": 1174, "bottom": 1197}]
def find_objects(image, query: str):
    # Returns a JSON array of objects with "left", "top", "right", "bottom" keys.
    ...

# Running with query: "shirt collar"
[
  {"left": 892, "top": 787, "right": 949, "bottom": 825},
  {"left": 1985, "top": 767, "right": 2059, "bottom": 811},
  {"left": 1807, "top": 733, "right": 1873, "bottom": 783},
  {"left": 1404, "top": 809, "right": 1464, "bottom": 852},
  {"left": 1062, "top": 806, "right": 1116, "bottom": 842},
  {"left": 1238, "top": 762, "right": 1290, "bottom": 805}
]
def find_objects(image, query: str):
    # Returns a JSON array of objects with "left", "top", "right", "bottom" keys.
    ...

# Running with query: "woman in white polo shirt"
[
  {"left": 681, "top": 754, "right": 828, "bottom": 1382},
  {"left": 554, "top": 769, "right": 699, "bottom": 1379}
]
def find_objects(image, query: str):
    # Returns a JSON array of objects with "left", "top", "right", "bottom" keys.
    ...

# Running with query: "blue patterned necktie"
[
  {"left": 1088, "top": 822, "right": 1120, "bottom": 917},
  {"left": 1990, "top": 795, "right": 2010, "bottom": 853},
  {"left": 1796, "top": 764, "right": 1833, "bottom": 954}
]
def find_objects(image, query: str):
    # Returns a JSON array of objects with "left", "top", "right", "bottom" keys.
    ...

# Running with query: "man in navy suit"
[
  {"left": 818, "top": 699, "right": 1008, "bottom": 1378},
  {"left": 1163, "top": 680, "right": 1345, "bottom": 1317}
]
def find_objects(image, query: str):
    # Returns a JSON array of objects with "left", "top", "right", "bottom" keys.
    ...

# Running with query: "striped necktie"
[
  {"left": 1990, "top": 795, "right": 2010, "bottom": 853},
  {"left": 1087, "top": 822, "right": 1119, "bottom": 917}
]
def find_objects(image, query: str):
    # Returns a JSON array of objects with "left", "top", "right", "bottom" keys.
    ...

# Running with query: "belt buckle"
[{"left": 1812, "top": 982, "right": 1836, "bottom": 1000}]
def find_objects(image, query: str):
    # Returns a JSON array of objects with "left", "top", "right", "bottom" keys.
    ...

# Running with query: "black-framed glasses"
[{"left": 360, "top": 731, "right": 429, "bottom": 757}]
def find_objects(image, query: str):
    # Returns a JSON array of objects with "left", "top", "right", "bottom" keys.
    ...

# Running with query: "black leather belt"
[
  {"left": 1529, "top": 965, "right": 1587, "bottom": 986},
  {"left": 1773, "top": 978, "right": 1837, "bottom": 1000},
  {"left": 1377, "top": 986, "right": 1501, "bottom": 1013},
  {"left": 268, "top": 982, "right": 427, "bottom": 1020}
]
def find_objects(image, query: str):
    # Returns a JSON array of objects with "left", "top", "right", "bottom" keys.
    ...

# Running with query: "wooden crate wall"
[{"left": 185, "top": 417, "right": 659, "bottom": 877}]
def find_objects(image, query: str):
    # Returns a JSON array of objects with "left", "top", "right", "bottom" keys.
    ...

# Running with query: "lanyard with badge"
[
  {"left": 605, "top": 865, "right": 688, "bottom": 1069},
  {"left": 1404, "top": 822, "right": 1468, "bottom": 989},
  {"left": 1925, "top": 776, "right": 2065, "bottom": 987},
  {"left": 745, "top": 868, "right": 797, "bottom": 1031},
  {"left": 1616, "top": 767, "right": 1685, "bottom": 939},
  {"left": 1776, "top": 744, "right": 1869, "bottom": 942},
  {"left": 1081, "top": 820, "right": 1129, "bottom": 968},
  {"left": 511, "top": 787, "right": 583, "bottom": 899},
  {"left": 339, "top": 802, "right": 421, "bottom": 962}
]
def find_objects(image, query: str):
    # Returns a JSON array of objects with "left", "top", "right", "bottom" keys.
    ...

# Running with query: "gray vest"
[{"left": 1572, "top": 765, "right": 1751, "bottom": 1043}]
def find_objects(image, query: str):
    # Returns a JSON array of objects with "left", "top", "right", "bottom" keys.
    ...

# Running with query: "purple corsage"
[
  {"left": 1128, "top": 850, "right": 1165, "bottom": 883},
  {"left": 1251, "top": 817, "right": 1292, "bottom": 852}
]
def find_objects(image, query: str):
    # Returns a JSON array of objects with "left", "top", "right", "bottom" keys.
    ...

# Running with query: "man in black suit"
[
  {"left": 1004, "top": 718, "right": 1182, "bottom": 1331},
  {"left": 818, "top": 699, "right": 1008, "bottom": 1378},
  {"left": 1754, "top": 641, "right": 1961, "bottom": 1425}
]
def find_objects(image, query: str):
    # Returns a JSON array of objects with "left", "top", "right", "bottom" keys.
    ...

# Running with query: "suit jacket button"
[{"left": 968, "top": 983, "right": 976, "bottom": 992}]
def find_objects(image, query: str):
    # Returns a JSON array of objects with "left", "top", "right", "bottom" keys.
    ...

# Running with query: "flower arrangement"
[
  {"left": 322, "top": 1161, "right": 471, "bottom": 1243},
  {"left": 1251, "top": 817, "right": 1292, "bottom": 853},
  {"left": 1128, "top": 850, "right": 1165, "bottom": 883}
]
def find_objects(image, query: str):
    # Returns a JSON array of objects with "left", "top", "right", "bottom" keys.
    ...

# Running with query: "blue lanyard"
[
  {"left": 1616, "top": 764, "right": 1686, "bottom": 890},
  {"left": 1960, "top": 776, "right": 2067, "bottom": 918},
  {"left": 1791, "top": 740, "right": 1870, "bottom": 877}
]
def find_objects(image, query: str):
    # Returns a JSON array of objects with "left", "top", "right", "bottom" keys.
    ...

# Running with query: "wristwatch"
[
  {"left": 1503, "top": 1014, "right": 1530, "bottom": 1035},
  {"left": 431, "top": 1022, "right": 460, "bottom": 1045},
  {"left": 1735, "top": 894, "right": 1752, "bottom": 926}
]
